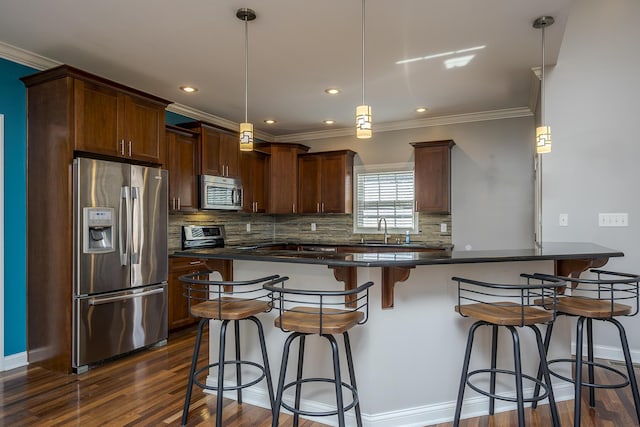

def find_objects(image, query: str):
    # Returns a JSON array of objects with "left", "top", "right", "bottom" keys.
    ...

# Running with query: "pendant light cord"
[
  {"left": 540, "top": 24, "right": 545, "bottom": 126},
  {"left": 361, "top": 0, "right": 366, "bottom": 105},
  {"left": 244, "top": 17, "right": 249, "bottom": 123}
]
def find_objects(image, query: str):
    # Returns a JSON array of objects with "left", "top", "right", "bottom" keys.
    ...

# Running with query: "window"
[{"left": 353, "top": 163, "right": 417, "bottom": 233}]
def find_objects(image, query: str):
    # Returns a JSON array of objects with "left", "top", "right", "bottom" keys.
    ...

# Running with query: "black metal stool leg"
[
  {"left": 273, "top": 332, "right": 300, "bottom": 427},
  {"left": 507, "top": 326, "right": 525, "bottom": 427},
  {"left": 574, "top": 316, "right": 586, "bottom": 427},
  {"left": 248, "top": 316, "right": 275, "bottom": 410},
  {"left": 324, "top": 334, "right": 346, "bottom": 427},
  {"left": 586, "top": 317, "right": 596, "bottom": 407},
  {"left": 216, "top": 320, "right": 230, "bottom": 427},
  {"left": 293, "top": 335, "right": 306, "bottom": 427},
  {"left": 182, "top": 318, "right": 207, "bottom": 426},
  {"left": 453, "top": 321, "right": 484, "bottom": 426},
  {"left": 532, "top": 321, "right": 555, "bottom": 410},
  {"left": 234, "top": 320, "right": 243, "bottom": 404},
  {"left": 344, "top": 331, "right": 363, "bottom": 427},
  {"left": 489, "top": 325, "right": 498, "bottom": 415},
  {"left": 530, "top": 324, "right": 560, "bottom": 427},
  {"left": 610, "top": 317, "right": 640, "bottom": 424}
]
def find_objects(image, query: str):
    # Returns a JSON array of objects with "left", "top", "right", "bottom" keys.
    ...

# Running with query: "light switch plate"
[
  {"left": 598, "top": 213, "right": 628, "bottom": 227},
  {"left": 559, "top": 214, "right": 568, "bottom": 226}
]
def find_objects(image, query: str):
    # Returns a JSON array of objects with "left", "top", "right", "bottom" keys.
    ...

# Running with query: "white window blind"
[{"left": 354, "top": 169, "right": 415, "bottom": 232}]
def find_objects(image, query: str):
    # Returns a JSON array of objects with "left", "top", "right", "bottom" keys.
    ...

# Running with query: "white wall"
[
  {"left": 544, "top": 0, "right": 640, "bottom": 357},
  {"left": 303, "top": 116, "right": 536, "bottom": 251}
]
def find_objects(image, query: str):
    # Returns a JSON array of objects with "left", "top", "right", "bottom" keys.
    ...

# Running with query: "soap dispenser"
[{"left": 405, "top": 230, "right": 410, "bottom": 244}]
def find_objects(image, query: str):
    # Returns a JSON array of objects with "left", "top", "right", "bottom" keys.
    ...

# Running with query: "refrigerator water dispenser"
[{"left": 83, "top": 207, "right": 115, "bottom": 253}]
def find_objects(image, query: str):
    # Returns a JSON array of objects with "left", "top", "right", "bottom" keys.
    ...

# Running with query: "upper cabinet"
[
  {"left": 166, "top": 125, "right": 199, "bottom": 212},
  {"left": 240, "top": 149, "right": 269, "bottom": 213},
  {"left": 411, "top": 140, "right": 455, "bottom": 214},
  {"left": 298, "top": 150, "right": 355, "bottom": 214},
  {"left": 22, "top": 65, "right": 170, "bottom": 164},
  {"left": 261, "top": 143, "right": 309, "bottom": 214},
  {"left": 178, "top": 122, "right": 240, "bottom": 178}
]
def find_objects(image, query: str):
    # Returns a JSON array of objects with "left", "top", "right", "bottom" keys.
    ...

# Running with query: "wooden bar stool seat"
[
  {"left": 531, "top": 269, "right": 640, "bottom": 427},
  {"left": 452, "top": 274, "right": 565, "bottom": 427},
  {"left": 179, "top": 271, "right": 279, "bottom": 427},
  {"left": 263, "top": 276, "right": 373, "bottom": 427}
]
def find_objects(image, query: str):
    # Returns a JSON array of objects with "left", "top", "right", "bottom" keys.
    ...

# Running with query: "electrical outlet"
[
  {"left": 311, "top": 223, "right": 316, "bottom": 231},
  {"left": 559, "top": 214, "right": 568, "bottom": 226},
  {"left": 440, "top": 223, "right": 447, "bottom": 233},
  {"left": 246, "top": 223, "right": 251, "bottom": 232},
  {"left": 598, "top": 213, "right": 628, "bottom": 227}
]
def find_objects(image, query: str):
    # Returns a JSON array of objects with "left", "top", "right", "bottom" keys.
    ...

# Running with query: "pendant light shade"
[
  {"left": 356, "top": 0, "right": 372, "bottom": 139},
  {"left": 534, "top": 16, "right": 554, "bottom": 154},
  {"left": 237, "top": 8, "right": 256, "bottom": 152}
]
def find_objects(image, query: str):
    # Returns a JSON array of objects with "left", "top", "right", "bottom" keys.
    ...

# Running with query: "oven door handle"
[{"left": 88, "top": 287, "right": 164, "bottom": 306}]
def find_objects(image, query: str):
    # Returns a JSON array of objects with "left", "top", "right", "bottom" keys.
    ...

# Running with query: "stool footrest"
[
  {"left": 281, "top": 377, "right": 359, "bottom": 417},
  {"left": 467, "top": 368, "right": 552, "bottom": 403},
  {"left": 193, "top": 360, "right": 267, "bottom": 392},
  {"left": 547, "top": 358, "right": 631, "bottom": 389}
]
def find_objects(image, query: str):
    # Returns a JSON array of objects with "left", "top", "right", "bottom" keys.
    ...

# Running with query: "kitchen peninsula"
[{"left": 172, "top": 241, "right": 622, "bottom": 424}]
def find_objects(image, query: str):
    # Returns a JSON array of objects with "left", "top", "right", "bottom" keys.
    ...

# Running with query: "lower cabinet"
[{"left": 168, "top": 257, "right": 208, "bottom": 331}]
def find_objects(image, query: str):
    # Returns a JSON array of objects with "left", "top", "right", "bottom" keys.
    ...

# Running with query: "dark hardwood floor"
[{"left": 0, "top": 325, "right": 638, "bottom": 426}]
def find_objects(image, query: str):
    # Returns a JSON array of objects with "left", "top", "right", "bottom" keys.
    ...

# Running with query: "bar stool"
[
  {"left": 179, "top": 271, "right": 279, "bottom": 427},
  {"left": 452, "top": 274, "right": 564, "bottom": 427},
  {"left": 263, "top": 276, "right": 373, "bottom": 427},
  {"left": 531, "top": 269, "right": 640, "bottom": 426}
]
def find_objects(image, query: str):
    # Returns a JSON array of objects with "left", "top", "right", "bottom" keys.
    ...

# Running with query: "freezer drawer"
[{"left": 74, "top": 284, "right": 168, "bottom": 369}]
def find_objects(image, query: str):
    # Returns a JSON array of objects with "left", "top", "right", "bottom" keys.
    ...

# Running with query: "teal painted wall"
[{"left": 0, "top": 58, "right": 36, "bottom": 356}]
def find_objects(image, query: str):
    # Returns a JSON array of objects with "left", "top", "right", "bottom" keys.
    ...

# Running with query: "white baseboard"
[
  {"left": 571, "top": 343, "right": 640, "bottom": 364},
  {"left": 205, "top": 375, "right": 574, "bottom": 427},
  {"left": 1, "top": 352, "right": 28, "bottom": 371}
]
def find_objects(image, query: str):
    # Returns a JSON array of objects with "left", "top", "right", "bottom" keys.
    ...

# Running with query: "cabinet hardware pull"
[
  {"left": 322, "top": 202, "right": 325, "bottom": 212},
  {"left": 189, "top": 261, "right": 201, "bottom": 265},
  {"left": 292, "top": 203, "right": 296, "bottom": 213},
  {"left": 317, "top": 202, "right": 320, "bottom": 213},
  {"left": 177, "top": 197, "right": 181, "bottom": 210},
  {"left": 120, "top": 139, "right": 125, "bottom": 155},
  {"left": 128, "top": 140, "right": 132, "bottom": 157}
]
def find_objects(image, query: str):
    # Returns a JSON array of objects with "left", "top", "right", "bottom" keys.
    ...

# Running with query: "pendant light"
[
  {"left": 356, "top": 0, "right": 372, "bottom": 139},
  {"left": 237, "top": 8, "right": 256, "bottom": 152},
  {"left": 533, "top": 16, "right": 554, "bottom": 154}
]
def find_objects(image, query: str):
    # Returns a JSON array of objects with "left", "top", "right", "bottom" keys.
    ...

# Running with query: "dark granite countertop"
[{"left": 172, "top": 242, "right": 623, "bottom": 268}]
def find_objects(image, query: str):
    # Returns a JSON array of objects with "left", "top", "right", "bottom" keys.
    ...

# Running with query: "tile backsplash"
[{"left": 169, "top": 211, "right": 451, "bottom": 250}]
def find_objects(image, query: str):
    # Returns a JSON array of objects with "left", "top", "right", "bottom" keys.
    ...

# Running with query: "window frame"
[{"left": 352, "top": 162, "right": 418, "bottom": 235}]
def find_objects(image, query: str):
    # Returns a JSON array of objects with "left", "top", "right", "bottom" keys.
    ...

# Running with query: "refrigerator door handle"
[
  {"left": 119, "top": 186, "right": 130, "bottom": 266},
  {"left": 88, "top": 287, "right": 165, "bottom": 306},
  {"left": 131, "top": 186, "right": 141, "bottom": 265}
]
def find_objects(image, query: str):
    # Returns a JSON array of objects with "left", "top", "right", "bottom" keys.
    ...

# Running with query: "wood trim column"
[
  {"left": 381, "top": 266, "right": 415, "bottom": 309},
  {"left": 330, "top": 266, "right": 358, "bottom": 307}
]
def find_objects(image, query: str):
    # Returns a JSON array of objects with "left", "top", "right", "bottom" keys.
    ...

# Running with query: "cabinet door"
[
  {"left": 167, "top": 129, "right": 199, "bottom": 212},
  {"left": 414, "top": 143, "right": 452, "bottom": 213},
  {"left": 200, "top": 126, "right": 222, "bottom": 176},
  {"left": 268, "top": 146, "right": 298, "bottom": 214},
  {"left": 240, "top": 150, "right": 268, "bottom": 213},
  {"left": 220, "top": 132, "right": 240, "bottom": 178},
  {"left": 168, "top": 258, "right": 207, "bottom": 331},
  {"left": 322, "top": 153, "right": 352, "bottom": 213},
  {"left": 123, "top": 95, "right": 164, "bottom": 163},
  {"left": 298, "top": 155, "right": 322, "bottom": 213},
  {"left": 74, "top": 80, "right": 122, "bottom": 156}
]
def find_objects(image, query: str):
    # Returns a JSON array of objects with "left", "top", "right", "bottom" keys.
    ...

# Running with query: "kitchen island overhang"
[{"left": 173, "top": 242, "right": 623, "bottom": 309}]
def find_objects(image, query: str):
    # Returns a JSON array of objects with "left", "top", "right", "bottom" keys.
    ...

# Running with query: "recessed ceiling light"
[
  {"left": 264, "top": 119, "right": 277, "bottom": 124},
  {"left": 416, "top": 107, "right": 428, "bottom": 113},
  {"left": 323, "top": 120, "right": 336, "bottom": 125},
  {"left": 324, "top": 88, "right": 341, "bottom": 95},
  {"left": 179, "top": 85, "right": 198, "bottom": 93}
]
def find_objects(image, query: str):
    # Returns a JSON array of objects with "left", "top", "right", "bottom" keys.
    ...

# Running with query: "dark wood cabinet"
[
  {"left": 74, "top": 77, "right": 166, "bottom": 163},
  {"left": 179, "top": 122, "right": 240, "bottom": 178},
  {"left": 263, "top": 143, "right": 309, "bottom": 214},
  {"left": 20, "top": 65, "right": 171, "bottom": 373},
  {"left": 168, "top": 257, "right": 208, "bottom": 331},
  {"left": 166, "top": 125, "right": 199, "bottom": 212},
  {"left": 411, "top": 140, "right": 455, "bottom": 214},
  {"left": 240, "top": 149, "right": 269, "bottom": 213},
  {"left": 298, "top": 150, "right": 355, "bottom": 214}
]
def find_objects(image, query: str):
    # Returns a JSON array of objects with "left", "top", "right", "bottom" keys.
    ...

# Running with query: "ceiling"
[{"left": 0, "top": 0, "right": 572, "bottom": 140}]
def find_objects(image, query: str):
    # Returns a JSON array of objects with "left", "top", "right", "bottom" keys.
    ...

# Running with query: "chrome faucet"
[{"left": 377, "top": 217, "right": 389, "bottom": 244}]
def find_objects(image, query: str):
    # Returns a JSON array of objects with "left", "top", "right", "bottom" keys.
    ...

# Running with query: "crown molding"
[
  {"left": 275, "top": 107, "right": 534, "bottom": 142},
  {"left": 0, "top": 41, "right": 60, "bottom": 70},
  {"left": 1, "top": 41, "right": 534, "bottom": 143}
]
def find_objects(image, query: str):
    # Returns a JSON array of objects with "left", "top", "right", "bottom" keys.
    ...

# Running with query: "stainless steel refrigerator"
[{"left": 73, "top": 157, "right": 168, "bottom": 371}]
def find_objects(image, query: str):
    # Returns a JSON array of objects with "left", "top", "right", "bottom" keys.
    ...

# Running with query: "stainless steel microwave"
[{"left": 200, "top": 175, "right": 242, "bottom": 210}]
